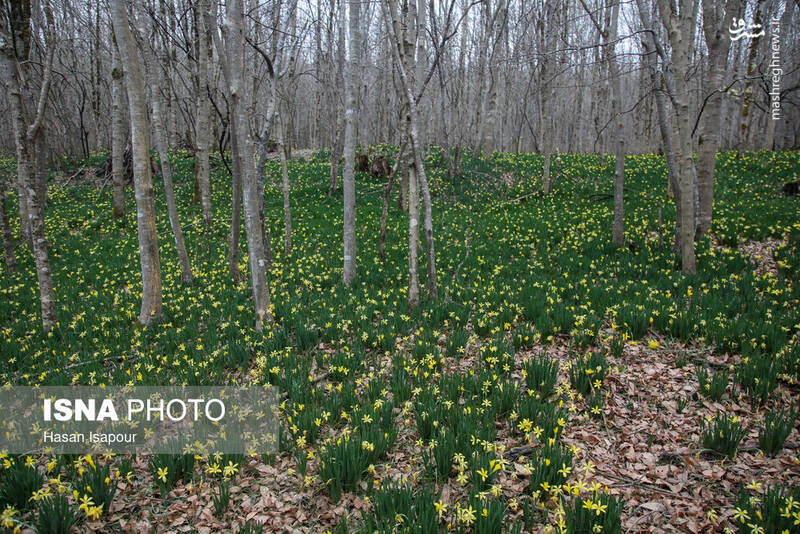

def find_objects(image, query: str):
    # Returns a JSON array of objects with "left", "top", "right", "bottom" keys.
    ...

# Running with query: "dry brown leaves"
[
  {"left": 737, "top": 238, "right": 784, "bottom": 277},
  {"left": 71, "top": 333, "right": 799, "bottom": 534},
  {"left": 544, "top": 337, "right": 799, "bottom": 533}
]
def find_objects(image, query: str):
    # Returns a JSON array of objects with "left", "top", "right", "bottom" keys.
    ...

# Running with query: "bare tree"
[
  {"left": 656, "top": 0, "right": 699, "bottom": 274},
  {"left": 195, "top": 0, "right": 214, "bottom": 227},
  {"left": 110, "top": 0, "right": 163, "bottom": 323},
  {"left": 694, "top": 0, "right": 739, "bottom": 238},
  {"left": 637, "top": 0, "right": 682, "bottom": 250},
  {"left": 142, "top": 13, "right": 193, "bottom": 285},
  {"left": 738, "top": 0, "right": 766, "bottom": 151},
  {"left": 385, "top": 0, "right": 438, "bottom": 305},
  {"left": 342, "top": 0, "right": 359, "bottom": 286},
  {"left": 1, "top": 0, "right": 58, "bottom": 331},
  {"left": 539, "top": 0, "right": 556, "bottom": 195},
  {"left": 580, "top": 0, "right": 625, "bottom": 246},
  {"left": 110, "top": 31, "right": 126, "bottom": 219},
  {"left": 202, "top": 6, "right": 242, "bottom": 284},
  {"left": 0, "top": 175, "right": 16, "bottom": 272},
  {"left": 225, "top": 0, "right": 272, "bottom": 329}
]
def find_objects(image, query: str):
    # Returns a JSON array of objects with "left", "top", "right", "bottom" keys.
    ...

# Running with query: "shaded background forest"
[{"left": 2, "top": 0, "right": 799, "bottom": 163}]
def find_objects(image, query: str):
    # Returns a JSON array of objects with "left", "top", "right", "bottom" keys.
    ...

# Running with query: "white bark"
[
  {"left": 195, "top": 0, "right": 214, "bottom": 227},
  {"left": 0, "top": 177, "right": 16, "bottom": 272},
  {"left": 142, "top": 21, "right": 193, "bottom": 285},
  {"left": 111, "top": 33, "right": 126, "bottom": 220},
  {"left": 226, "top": 0, "right": 272, "bottom": 329},
  {"left": 695, "top": 0, "right": 737, "bottom": 238},
  {"left": 1, "top": 2, "right": 57, "bottom": 331},
  {"left": 657, "top": 0, "right": 698, "bottom": 274},
  {"left": 385, "top": 0, "right": 437, "bottom": 302},
  {"left": 342, "top": 0, "right": 359, "bottom": 286},
  {"left": 277, "top": 119, "right": 292, "bottom": 257},
  {"left": 111, "top": 0, "right": 164, "bottom": 324}
]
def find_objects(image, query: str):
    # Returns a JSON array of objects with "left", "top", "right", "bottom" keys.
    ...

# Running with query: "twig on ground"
[{"left": 657, "top": 442, "right": 799, "bottom": 463}]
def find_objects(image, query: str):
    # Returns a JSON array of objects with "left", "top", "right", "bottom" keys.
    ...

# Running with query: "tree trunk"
[
  {"left": 227, "top": 0, "right": 272, "bottom": 329},
  {"left": 542, "top": 148, "right": 553, "bottom": 192},
  {"left": 111, "top": 33, "right": 126, "bottom": 220},
  {"left": 111, "top": 0, "right": 163, "bottom": 324},
  {"left": 637, "top": 0, "right": 682, "bottom": 251},
  {"left": 385, "top": 0, "right": 437, "bottom": 304},
  {"left": 342, "top": 0, "right": 359, "bottom": 286},
  {"left": 205, "top": 4, "right": 242, "bottom": 285},
  {"left": 0, "top": 179, "right": 17, "bottom": 272},
  {"left": 278, "top": 120, "right": 292, "bottom": 257},
  {"left": 144, "top": 28, "right": 193, "bottom": 286},
  {"left": 478, "top": 0, "right": 507, "bottom": 155},
  {"left": 657, "top": 0, "right": 698, "bottom": 275},
  {"left": 413, "top": 117, "right": 438, "bottom": 299},
  {"left": 151, "top": 90, "right": 193, "bottom": 285},
  {"left": 695, "top": 0, "right": 737, "bottom": 237},
  {"left": 738, "top": 0, "right": 765, "bottom": 151},
  {"left": 1, "top": 1, "right": 57, "bottom": 331},
  {"left": 195, "top": 0, "right": 214, "bottom": 227},
  {"left": 539, "top": 2, "right": 554, "bottom": 195},
  {"left": 607, "top": 0, "right": 625, "bottom": 246},
  {"left": 228, "top": 111, "right": 243, "bottom": 284},
  {"left": 408, "top": 161, "right": 420, "bottom": 308}
]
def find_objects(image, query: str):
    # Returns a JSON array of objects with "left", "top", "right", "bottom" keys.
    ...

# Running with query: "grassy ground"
[{"left": 0, "top": 149, "right": 798, "bottom": 533}]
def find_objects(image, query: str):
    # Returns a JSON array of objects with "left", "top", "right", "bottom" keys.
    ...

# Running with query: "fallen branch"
[
  {"left": 594, "top": 470, "right": 685, "bottom": 498},
  {"left": 158, "top": 217, "right": 229, "bottom": 236},
  {"left": 43, "top": 354, "right": 144, "bottom": 375},
  {"left": 506, "top": 445, "right": 536, "bottom": 461},
  {"left": 358, "top": 181, "right": 390, "bottom": 196},
  {"left": 657, "top": 441, "right": 800, "bottom": 463},
  {"left": 502, "top": 191, "right": 540, "bottom": 204},
  {"left": 691, "top": 357, "right": 729, "bottom": 369},
  {"left": 60, "top": 164, "right": 87, "bottom": 186}
]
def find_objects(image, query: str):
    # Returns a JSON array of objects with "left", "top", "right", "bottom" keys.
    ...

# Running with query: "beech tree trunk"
[
  {"left": 695, "top": 0, "right": 737, "bottom": 238},
  {"left": 580, "top": 0, "right": 622, "bottom": 232},
  {"left": 143, "top": 25, "right": 193, "bottom": 285},
  {"left": 0, "top": 178, "right": 16, "bottom": 272},
  {"left": 637, "top": 0, "right": 682, "bottom": 251},
  {"left": 386, "top": 0, "right": 437, "bottom": 304},
  {"left": 1, "top": 0, "right": 57, "bottom": 331},
  {"left": 738, "top": 0, "right": 765, "bottom": 151},
  {"left": 195, "top": 0, "right": 213, "bottom": 227},
  {"left": 228, "top": 113, "right": 243, "bottom": 284},
  {"left": 539, "top": 1, "right": 555, "bottom": 195},
  {"left": 226, "top": 0, "right": 272, "bottom": 329},
  {"left": 342, "top": 0, "right": 359, "bottom": 285},
  {"left": 278, "top": 120, "right": 292, "bottom": 257},
  {"left": 606, "top": 1, "right": 625, "bottom": 246},
  {"left": 657, "top": 0, "right": 698, "bottom": 275},
  {"left": 204, "top": 6, "right": 242, "bottom": 285},
  {"left": 111, "top": 0, "right": 163, "bottom": 324},
  {"left": 110, "top": 33, "right": 126, "bottom": 220}
]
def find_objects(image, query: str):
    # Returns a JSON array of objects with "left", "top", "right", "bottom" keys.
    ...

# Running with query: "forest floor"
[{"left": 0, "top": 149, "right": 798, "bottom": 533}]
